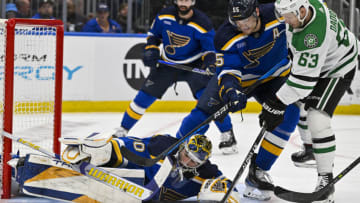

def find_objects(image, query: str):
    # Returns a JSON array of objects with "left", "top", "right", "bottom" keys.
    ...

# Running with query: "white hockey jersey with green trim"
[{"left": 277, "top": 0, "right": 359, "bottom": 105}]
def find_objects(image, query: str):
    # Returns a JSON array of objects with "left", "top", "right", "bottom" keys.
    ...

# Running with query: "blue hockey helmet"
[{"left": 228, "top": 0, "right": 259, "bottom": 22}]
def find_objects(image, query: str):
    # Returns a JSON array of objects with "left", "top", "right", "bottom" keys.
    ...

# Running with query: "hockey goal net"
[{"left": 0, "top": 19, "right": 63, "bottom": 199}]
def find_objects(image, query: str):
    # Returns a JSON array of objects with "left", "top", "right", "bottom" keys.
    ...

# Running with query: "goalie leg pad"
[{"left": 12, "top": 154, "right": 143, "bottom": 203}]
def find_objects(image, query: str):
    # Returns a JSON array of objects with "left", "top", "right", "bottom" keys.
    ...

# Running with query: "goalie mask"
[
  {"left": 179, "top": 134, "right": 212, "bottom": 169},
  {"left": 173, "top": 134, "right": 212, "bottom": 181}
]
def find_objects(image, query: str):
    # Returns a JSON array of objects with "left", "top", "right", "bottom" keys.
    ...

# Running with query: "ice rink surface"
[{"left": 2, "top": 112, "right": 360, "bottom": 202}]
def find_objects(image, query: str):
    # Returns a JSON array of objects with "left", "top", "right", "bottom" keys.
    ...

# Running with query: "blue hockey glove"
[
  {"left": 259, "top": 98, "right": 287, "bottom": 131},
  {"left": 201, "top": 52, "right": 216, "bottom": 75},
  {"left": 142, "top": 46, "right": 160, "bottom": 70},
  {"left": 219, "top": 74, "right": 247, "bottom": 112}
]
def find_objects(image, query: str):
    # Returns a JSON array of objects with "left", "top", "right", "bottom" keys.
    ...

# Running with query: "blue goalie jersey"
[
  {"left": 215, "top": 3, "right": 291, "bottom": 87},
  {"left": 148, "top": 6, "right": 216, "bottom": 64},
  {"left": 110, "top": 135, "right": 222, "bottom": 201}
]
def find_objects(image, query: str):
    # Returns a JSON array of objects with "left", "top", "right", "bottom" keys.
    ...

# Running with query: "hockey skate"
[
  {"left": 291, "top": 144, "right": 316, "bottom": 168},
  {"left": 313, "top": 173, "right": 335, "bottom": 203},
  {"left": 218, "top": 129, "right": 238, "bottom": 154},
  {"left": 244, "top": 154, "right": 274, "bottom": 201},
  {"left": 113, "top": 126, "right": 128, "bottom": 137}
]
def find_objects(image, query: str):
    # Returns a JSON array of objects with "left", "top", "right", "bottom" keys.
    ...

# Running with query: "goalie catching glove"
[
  {"left": 60, "top": 131, "right": 114, "bottom": 166},
  {"left": 198, "top": 177, "right": 240, "bottom": 203}
]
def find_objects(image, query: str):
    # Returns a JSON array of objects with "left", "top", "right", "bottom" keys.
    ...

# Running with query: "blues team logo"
[
  {"left": 165, "top": 31, "right": 190, "bottom": 55},
  {"left": 304, "top": 34, "right": 318, "bottom": 49}
]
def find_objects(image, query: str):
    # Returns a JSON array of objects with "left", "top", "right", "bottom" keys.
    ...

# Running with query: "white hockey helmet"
[{"left": 275, "top": 0, "right": 310, "bottom": 25}]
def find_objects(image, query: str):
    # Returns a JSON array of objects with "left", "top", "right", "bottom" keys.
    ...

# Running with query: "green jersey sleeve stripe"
[
  {"left": 286, "top": 80, "right": 315, "bottom": 89},
  {"left": 329, "top": 44, "right": 358, "bottom": 76}
]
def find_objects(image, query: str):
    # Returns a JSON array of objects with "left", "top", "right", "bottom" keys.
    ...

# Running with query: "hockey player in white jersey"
[{"left": 263, "top": 0, "right": 359, "bottom": 202}]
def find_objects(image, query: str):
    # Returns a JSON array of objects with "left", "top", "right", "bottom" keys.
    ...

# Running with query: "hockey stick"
[
  {"left": 2, "top": 131, "right": 172, "bottom": 201},
  {"left": 220, "top": 126, "right": 267, "bottom": 203},
  {"left": 274, "top": 156, "right": 360, "bottom": 202},
  {"left": 120, "top": 58, "right": 289, "bottom": 167},
  {"left": 158, "top": 60, "right": 214, "bottom": 76}
]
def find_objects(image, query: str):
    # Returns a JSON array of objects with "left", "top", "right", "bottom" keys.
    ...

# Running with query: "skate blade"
[
  {"left": 220, "top": 145, "right": 238, "bottom": 155},
  {"left": 293, "top": 161, "right": 317, "bottom": 168},
  {"left": 243, "top": 184, "right": 271, "bottom": 201}
]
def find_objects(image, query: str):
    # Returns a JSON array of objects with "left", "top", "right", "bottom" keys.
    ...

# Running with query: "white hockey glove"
[
  {"left": 198, "top": 178, "right": 240, "bottom": 203},
  {"left": 60, "top": 131, "right": 114, "bottom": 166}
]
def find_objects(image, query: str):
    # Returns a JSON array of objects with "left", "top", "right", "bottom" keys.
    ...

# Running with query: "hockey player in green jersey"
[{"left": 262, "top": 0, "right": 359, "bottom": 202}]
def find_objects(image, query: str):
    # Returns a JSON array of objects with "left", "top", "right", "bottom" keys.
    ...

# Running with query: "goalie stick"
[
  {"left": 220, "top": 126, "right": 266, "bottom": 203},
  {"left": 120, "top": 58, "right": 289, "bottom": 167},
  {"left": 158, "top": 60, "right": 214, "bottom": 76},
  {"left": 274, "top": 156, "right": 360, "bottom": 202},
  {"left": 2, "top": 131, "right": 172, "bottom": 201}
]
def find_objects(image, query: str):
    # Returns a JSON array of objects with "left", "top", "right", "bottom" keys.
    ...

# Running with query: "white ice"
[{"left": 3, "top": 112, "right": 360, "bottom": 202}]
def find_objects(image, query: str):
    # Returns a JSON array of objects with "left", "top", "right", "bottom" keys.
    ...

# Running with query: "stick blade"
[
  {"left": 274, "top": 186, "right": 317, "bottom": 202},
  {"left": 120, "top": 146, "right": 160, "bottom": 167}
]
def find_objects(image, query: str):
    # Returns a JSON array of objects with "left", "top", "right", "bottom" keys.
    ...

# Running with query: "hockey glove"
[
  {"left": 142, "top": 46, "right": 160, "bottom": 70},
  {"left": 219, "top": 74, "right": 247, "bottom": 112},
  {"left": 259, "top": 98, "right": 287, "bottom": 132},
  {"left": 201, "top": 52, "right": 216, "bottom": 75}
]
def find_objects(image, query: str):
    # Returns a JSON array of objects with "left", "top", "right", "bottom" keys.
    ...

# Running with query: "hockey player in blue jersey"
[
  {"left": 176, "top": 0, "right": 300, "bottom": 200},
  {"left": 115, "top": 0, "right": 237, "bottom": 154},
  {"left": 11, "top": 133, "right": 240, "bottom": 202}
]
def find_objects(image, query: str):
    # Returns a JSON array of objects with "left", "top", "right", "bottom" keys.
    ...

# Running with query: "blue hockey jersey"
[
  {"left": 215, "top": 3, "right": 291, "bottom": 88},
  {"left": 110, "top": 135, "right": 223, "bottom": 201},
  {"left": 147, "top": 6, "right": 216, "bottom": 64}
]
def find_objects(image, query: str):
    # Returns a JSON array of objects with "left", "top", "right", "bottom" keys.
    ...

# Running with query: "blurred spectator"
[
  {"left": 116, "top": 3, "right": 128, "bottom": 32},
  {"left": 32, "top": 0, "right": 55, "bottom": 19},
  {"left": 66, "top": 0, "right": 87, "bottom": 32},
  {"left": 15, "top": 0, "right": 31, "bottom": 18},
  {"left": 82, "top": 3, "right": 122, "bottom": 33},
  {"left": 6, "top": 3, "right": 18, "bottom": 19}
]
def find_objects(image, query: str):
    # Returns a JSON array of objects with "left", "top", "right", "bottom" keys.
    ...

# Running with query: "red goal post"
[{"left": 0, "top": 19, "right": 64, "bottom": 199}]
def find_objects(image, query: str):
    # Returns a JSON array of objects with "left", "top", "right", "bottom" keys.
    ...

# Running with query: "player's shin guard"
[
  {"left": 120, "top": 91, "right": 156, "bottom": 131},
  {"left": 292, "top": 102, "right": 316, "bottom": 168},
  {"left": 176, "top": 107, "right": 210, "bottom": 139},
  {"left": 307, "top": 109, "right": 335, "bottom": 175}
]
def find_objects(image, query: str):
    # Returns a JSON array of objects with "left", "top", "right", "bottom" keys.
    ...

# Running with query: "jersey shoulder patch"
[
  {"left": 290, "top": 1, "right": 327, "bottom": 51},
  {"left": 214, "top": 21, "right": 244, "bottom": 51},
  {"left": 189, "top": 8, "right": 214, "bottom": 32}
]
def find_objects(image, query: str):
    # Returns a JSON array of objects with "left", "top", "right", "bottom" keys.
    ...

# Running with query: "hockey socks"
[
  {"left": 176, "top": 107, "right": 209, "bottom": 138},
  {"left": 121, "top": 90, "right": 156, "bottom": 130},
  {"left": 256, "top": 104, "right": 299, "bottom": 170}
]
